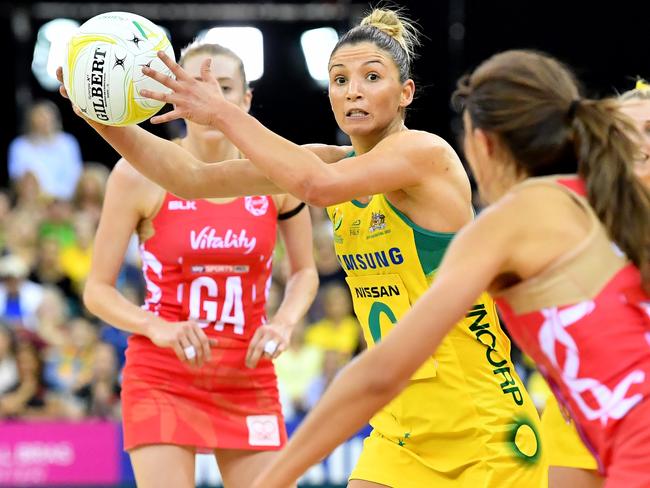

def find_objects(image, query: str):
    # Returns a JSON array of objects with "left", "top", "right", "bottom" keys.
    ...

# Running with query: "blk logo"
[{"left": 168, "top": 200, "right": 197, "bottom": 211}]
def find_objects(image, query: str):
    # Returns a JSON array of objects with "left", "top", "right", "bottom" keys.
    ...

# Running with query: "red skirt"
[
  {"left": 603, "top": 398, "right": 650, "bottom": 487},
  {"left": 121, "top": 334, "right": 287, "bottom": 452}
]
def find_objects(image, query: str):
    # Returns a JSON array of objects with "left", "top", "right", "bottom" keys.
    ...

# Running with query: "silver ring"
[
  {"left": 184, "top": 345, "right": 196, "bottom": 360},
  {"left": 263, "top": 339, "right": 278, "bottom": 355}
]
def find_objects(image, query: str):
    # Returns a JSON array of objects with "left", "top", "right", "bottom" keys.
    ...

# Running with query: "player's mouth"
[{"left": 345, "top": 109, "right": 370, "bottom": 120}]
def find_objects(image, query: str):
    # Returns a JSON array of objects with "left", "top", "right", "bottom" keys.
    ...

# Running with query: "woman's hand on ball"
[
  {"left": 55, "top": 67, "right": 102, "bottom": 128},
  {"left": 140, "top": 51, "right": 225, "bottom": 126},
  {"left": 55, "top": 67, "right": 69, "bottom": 100}
]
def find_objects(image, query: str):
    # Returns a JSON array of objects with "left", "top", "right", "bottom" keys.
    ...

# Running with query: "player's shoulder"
[
  {"left": 303, "top": 143, "right": 353, "bottom": 164},
  {"left": 379, "top": 129, "right": 458, "bottom": 161},
  {"left": 112, "top": 158, "right": 153, "bottom": 184},
  {"left": 110, "top": 158, "right": 166, "bottom": 198}
]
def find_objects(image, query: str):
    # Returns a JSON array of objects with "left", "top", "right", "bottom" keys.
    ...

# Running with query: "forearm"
[
  {"left": 271, "top": 267, "right": 318, "bottom": 328},
  {"left": 83, "top": 279, "right": 158, "bottom": 337},
  {"left": 211, "top": 103, "right": 336, "bottom": 203},
  {"left": 261, "top": 352, "right": 404, "bottom": 487},
  {"left": 92, "top": 124, "right": 284, "bottom": 199},
  {"left": 91, "top": 124, "right": 206, "bottom": 197}
]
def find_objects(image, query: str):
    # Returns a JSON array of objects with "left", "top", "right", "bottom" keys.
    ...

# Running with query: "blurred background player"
[{"left": 81, "top": 42, "right": 318, "bottom": 488}]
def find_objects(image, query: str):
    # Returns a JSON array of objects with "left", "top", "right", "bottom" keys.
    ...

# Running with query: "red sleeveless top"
[
  {"left": 138, "top": 193, "right": 277, "bottom": 342},
  {"left": 494, "top": 176, "right": 650, "bottom": 472}
]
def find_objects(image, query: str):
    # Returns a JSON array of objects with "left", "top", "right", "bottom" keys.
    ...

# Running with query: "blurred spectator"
[
  {"left": 29, "top": 236, "right": 77, "bottom": 303},
  {"left": 44, "top": 317, "right": 97, "bottom": 397},
  {"left": 60, "top": 213, "right": 95, "bottom": 293},
  {"left": 11, "top": 172, "right": 46, "bottom": 216},
  {"left": 0, "top": 323, "right": 18, "bottom": 394},
  {"left": 72, "top": 162, "right": 109, "bottom": 225},
  {"left": 4, "top": 209, "right": 40, "bottom": 267},
  {"left": 0, "top": 339, "right": 53, "bottom": 418},
  {"left": 34, "top": 286, "right": 70, "bottom": 348},
  {"left": 0, "top": 190, "right": 12, "bottom": 251},
  {"left": 7, "top": 100, "right": 82, "bottom": 201},
  {"left": 0, "top": 254, "right": 44, "bottom": 332},
  {"left": 74, "top": 341, "right": 121, "bottom": 420},
  {"left": 312, "top": 221, "right": 346, "bottom": 286},
  {"left": 305, "top": 283, "right": 360, "bottom": 357},
  {"left": 304, "top": 349, "right": 345, "bottom": 410},
  {"left": 275, "top": 321, "right": 323, "bottom": 420},
  {"left": 39, "top": 198, "right": 76, "bottom": 249}
]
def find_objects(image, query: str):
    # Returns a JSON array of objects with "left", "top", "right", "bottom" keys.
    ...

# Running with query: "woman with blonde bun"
[
  {"left": 59, "top": 7, "right": 547, "bottom": 488},
  {"left": 78, "top": 42, "right": 319, "bottom": 488}
]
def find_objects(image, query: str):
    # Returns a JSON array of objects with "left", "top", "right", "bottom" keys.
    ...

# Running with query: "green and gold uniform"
[{"left": 327, "top": 193, "right": 547, "bottom": 487}]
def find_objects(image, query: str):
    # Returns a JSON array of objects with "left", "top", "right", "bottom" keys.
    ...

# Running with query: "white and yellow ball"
[{"left": 62, "top": 11, "right": 174, "bottom": 126}]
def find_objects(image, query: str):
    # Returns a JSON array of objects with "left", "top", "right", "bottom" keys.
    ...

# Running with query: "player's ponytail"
[
  {"left": 453, "top": 49, "right": 650, "bottom": 289},
  {"left": 570, "top": 99, "right": 650, "bottom": 287}
]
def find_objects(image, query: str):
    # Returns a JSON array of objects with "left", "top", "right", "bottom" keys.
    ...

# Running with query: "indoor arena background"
[{"left": 0, "top": 0, "right": 647, "bottom": 486}]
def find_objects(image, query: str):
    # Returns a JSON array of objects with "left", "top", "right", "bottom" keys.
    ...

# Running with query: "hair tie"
[
  {"left": 636, "top": 79, "right": 650, "bottom": 91},
  {"left": 567, "top": 99, "right": 581, "bottom": 121}
]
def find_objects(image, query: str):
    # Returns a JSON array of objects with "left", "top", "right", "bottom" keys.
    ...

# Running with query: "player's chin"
[
  {"left": 194, "top": 125, "right": 226, "bottom": 140},
  {"left": 339, "top": 120, "right": 378, "bottom": 138}
]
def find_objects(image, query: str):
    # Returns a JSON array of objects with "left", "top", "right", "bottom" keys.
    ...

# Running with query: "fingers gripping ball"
[{"left": 62, "top": 11, "right": 175, "bottom": 126}]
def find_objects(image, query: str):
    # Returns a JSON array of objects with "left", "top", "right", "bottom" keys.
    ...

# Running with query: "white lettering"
[
  {"left": 168, "top": 200, "right": 197, "bottom": 211},
  {"left": 14, "top": 442, "right": 74, "bottom": 466},
  {"left": 539, "top": 302, "right": 645, "bottom": 426},
  {"left": 190, "top": 227, "right": 257, "bottom": 254}
]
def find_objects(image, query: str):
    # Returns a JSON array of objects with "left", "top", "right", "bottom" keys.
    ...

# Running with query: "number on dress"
[{"left": 188, "top": 276, "right": 245, "bottom": 334}]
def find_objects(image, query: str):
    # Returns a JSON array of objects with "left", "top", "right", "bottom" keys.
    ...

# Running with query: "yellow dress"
[
  {"left": 542, "top": 395, "right": 598, "bottom": 470},
  {"left": 327, "top": 194, "right": 547, "bottom": 487}
]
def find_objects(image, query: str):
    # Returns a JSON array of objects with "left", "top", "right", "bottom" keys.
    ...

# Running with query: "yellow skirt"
[
  {"left": 542, "top": 395, "right": 598, "bottom": 470},
  {"left": 350, "top": 376, "right": 548, "bottom": 487}
]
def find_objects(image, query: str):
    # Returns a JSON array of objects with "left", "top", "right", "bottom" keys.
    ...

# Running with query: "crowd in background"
[{"left": 0, "top": 100, "right": 549, "bottom": 425}]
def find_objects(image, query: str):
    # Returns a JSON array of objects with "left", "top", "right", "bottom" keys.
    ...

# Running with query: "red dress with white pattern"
[
  {"left": 494, "top": 176, "right": 650, "bottom": 487},
  {"left": 121, "top": 194, "right": 287, "bottom": 451}
]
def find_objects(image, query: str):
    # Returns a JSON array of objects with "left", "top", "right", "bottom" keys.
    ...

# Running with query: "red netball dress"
[
  {"left": 121, "top": 194, "right": 287, "bottom": 451},
  {"left": 494, "top": 176, "right": 650, "bottom": 487}
]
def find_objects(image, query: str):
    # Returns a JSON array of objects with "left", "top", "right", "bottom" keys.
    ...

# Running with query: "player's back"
[{"left": 494, "top": 176, "right": 650, "bottom": 473}]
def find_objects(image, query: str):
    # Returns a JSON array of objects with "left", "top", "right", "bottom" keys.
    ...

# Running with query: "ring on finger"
[
  {"left": 263, "top": 339, "right": 278, "bottom": 356},
  {"left": 184, "top": 345, "right": 197, "bottom": 360}
]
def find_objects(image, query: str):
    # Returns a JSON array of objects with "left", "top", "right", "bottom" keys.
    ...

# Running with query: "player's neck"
[{"left": 181, "top": 134, "right": 241, "bottom": 163}]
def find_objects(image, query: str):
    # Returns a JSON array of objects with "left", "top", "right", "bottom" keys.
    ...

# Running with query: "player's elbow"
[
  {"left": 82, "top": 280, "right": 101, "bottom": 316},
  {"left": 364, "top": 362, "right": 408, "bottom": 399},
  {"left": 300, "top": 177, "right": 338, "bottom": 208}
]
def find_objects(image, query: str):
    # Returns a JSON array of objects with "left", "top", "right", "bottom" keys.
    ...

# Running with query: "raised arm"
[
  {"left": 249, "top": 202, "right": 518, "bottom": 488},
  {"left": 141, "top": 54, "right": 451, "bottom": 207},
  {"left": 55, "top": 66, "right": 349, "bottom": 200}
]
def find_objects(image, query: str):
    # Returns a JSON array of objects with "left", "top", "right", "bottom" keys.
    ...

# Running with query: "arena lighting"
[
  {"left": 31, "top": 18, "right": 79, "bottom": 91},
  {"left": 301, "top": 27, "right": 339, "bottom": 87},
  {"left": 199, "top": 27, "right": 264, "bottom": 82},
  {"left": 30, "top": 3, "right": 364, "bottom": 22}
]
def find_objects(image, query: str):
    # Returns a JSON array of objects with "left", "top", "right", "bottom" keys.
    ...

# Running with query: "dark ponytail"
[
  {"left": 453, "top": 50, "right": 650, "bottom": 288},
  {"left": 571, "top": 99, "right": 650, "bottom": 286}
]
